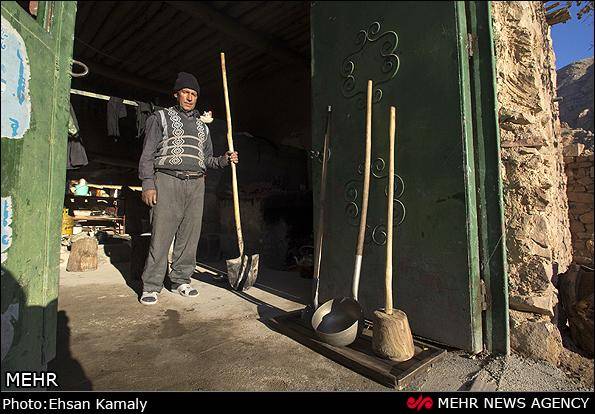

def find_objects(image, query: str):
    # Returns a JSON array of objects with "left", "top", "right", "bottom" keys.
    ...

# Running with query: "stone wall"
[
  {"left": 564, "top": 144, "right": 595, "bottom": 266},
  {"left": 491, "top": 1, "right": 573, "bottom": 365}
]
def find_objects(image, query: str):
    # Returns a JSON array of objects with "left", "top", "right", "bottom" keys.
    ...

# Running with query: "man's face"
[{"left": 175, "top": 88, "right": 198, "bottom": 111}]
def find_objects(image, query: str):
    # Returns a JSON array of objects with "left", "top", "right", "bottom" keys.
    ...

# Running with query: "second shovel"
[{"left": 301, "top": 105, "right": 332, "bottom": 323}]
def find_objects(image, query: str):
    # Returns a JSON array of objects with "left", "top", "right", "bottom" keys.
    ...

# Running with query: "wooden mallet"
[{"left": 372, "top": 106, "right": 415, "bottom": 362}]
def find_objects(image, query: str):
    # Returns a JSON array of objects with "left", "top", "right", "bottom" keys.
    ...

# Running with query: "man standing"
[{"left": 138, "top": 72, "right": 237, "bottom": 305}]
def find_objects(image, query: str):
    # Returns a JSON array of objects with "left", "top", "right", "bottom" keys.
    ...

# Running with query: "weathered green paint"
[
  {"left": 311, "top": 1, "right": 482, "bottom": 352},
  {"left": 1, "top": 1, "right": 77, "bottom": 386},
  {"left": 466, "top": 1, "right": 509, "bottom": 355},
  {"left": 455, "top": 0, "right": 484, "bottom": 353}
]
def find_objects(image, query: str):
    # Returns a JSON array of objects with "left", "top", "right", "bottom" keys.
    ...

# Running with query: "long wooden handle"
[
  {"left": 385, "top": 107, "right": 396, "bottom": 315},
  {"left": 312, "top": 106, "right": 332, "bottom": 309},
  {"left": 352, "top": 80, "right": 373, "bottom": 300},
  {"left": 221, "top": 52, "right": 244, "bottom": 255}
]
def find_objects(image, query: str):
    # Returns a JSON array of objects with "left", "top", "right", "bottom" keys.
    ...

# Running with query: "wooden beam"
[
  {"left": 166, "top": 1, "right": 307, "bottom": 68},
  {"left": 78, "top": 1, "right": 118, "bottom": 47},
  {"left": 126, "top": 16, "right": 197, "bottom": 75},
  {"left": 89, "top": 154, "right": 139, "bottom": 169},
  {"left": 72, "top": 1, "right": 95, "bottom": 58},
  {"left": 544, "top": 2, "right": 561, "bottom": 12},
  {"left": 101, "top": 2, "right": 163, "bottom": 58},
  {"left": 114, "top": 7, "right": 180, "bottom": 66},
  {"left": 545, "top": 6, "right": 571, "bottom": 25},
  {"left": 152, "top": 33, "right": 236, "bottom": 82},
  {"left": 136, "top": 2, "right": 266, "bottom": 79},
  {"left": 87, "top": 1, "right": 141, "bottom": 61},
  {"left": 123, "top": 12, "right": 195, "bottom": 74},
  {"left": 84, "top": 59, "right": 170, "bottom": 95},
  {"left": 136, "top": 25, "right": 216, "bottom": 79}
]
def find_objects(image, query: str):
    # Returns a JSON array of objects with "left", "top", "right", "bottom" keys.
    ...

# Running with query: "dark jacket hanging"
[
  {"left": 135, "top": 101, "right": 154, "bottom": 139},
  {"left": 107, "top": 97, "right": 127, "bottom": 137},
  {"left": 67, "top": 103, "right": 88, "bottom": 170}
]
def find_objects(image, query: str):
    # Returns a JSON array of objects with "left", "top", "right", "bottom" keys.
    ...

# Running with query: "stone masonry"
[
  {"left": 491, "top": 1, "right": 573, "bottom": 365},
  {"left": 564, "top": 144, "right": 594, "bottom": 266}
]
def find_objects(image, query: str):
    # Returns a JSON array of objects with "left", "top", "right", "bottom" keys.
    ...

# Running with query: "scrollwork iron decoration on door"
[
  {"left": 340, "top": 21, "right": 400, "bottom": 109},
  {"left": 344, "top": 157, "right": 406, "bottom": 246}
]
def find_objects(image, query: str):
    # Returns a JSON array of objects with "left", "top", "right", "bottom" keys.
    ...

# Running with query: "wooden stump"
[
  {"left": 372, "top": 309, "right": 415, "bottom": 362},
  {"left": 66, "top": 236, "right": 98, "bottom": 272}
]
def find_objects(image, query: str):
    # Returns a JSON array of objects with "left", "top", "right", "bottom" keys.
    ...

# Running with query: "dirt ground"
[
  {"left": 412, "top": 350, "right": 592, "bottom": 392},
  {"left": 49, "top": 243, "right": 593, "bottom": 392},
  {"left": 558, "top": 327, "right": 594, "bottom": 390}
]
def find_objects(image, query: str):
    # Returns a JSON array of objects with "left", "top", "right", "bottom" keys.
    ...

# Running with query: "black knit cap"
[{"left": 173, "top": 72, "right": 200, "bottom": 95}]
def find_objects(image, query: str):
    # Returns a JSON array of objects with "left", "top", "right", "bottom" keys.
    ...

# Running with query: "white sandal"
[
  {"left": 140, "top": 291, "right": 158, "bottom": 305},
  {"left": 177, "top": 284, "right": 199, "bottom": 297}
]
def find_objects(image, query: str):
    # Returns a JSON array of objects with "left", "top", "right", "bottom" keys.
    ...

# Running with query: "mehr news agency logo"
[{"left": 405, "top": 394, "right": 591, "bottom": 410}]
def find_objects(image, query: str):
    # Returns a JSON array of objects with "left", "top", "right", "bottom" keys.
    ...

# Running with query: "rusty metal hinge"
[
  {"left": 480, "top": 279, "right": 489, "bottom": 311},
  {"left": 467, "top": 33, "right": 475, "bottom": 58}
]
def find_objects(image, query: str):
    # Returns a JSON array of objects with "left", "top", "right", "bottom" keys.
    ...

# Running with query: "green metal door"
[
  {"left": 1, "top": 1, "right": 76, "bottom": 386},
  {"left": 311, "top": 1, "right": 483, "bottom": 352}
]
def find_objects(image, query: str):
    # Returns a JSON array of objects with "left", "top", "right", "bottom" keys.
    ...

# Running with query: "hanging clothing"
[
  {"left": 67, "top": 104, "right": 88, "bottom": 170},
  {"left": 135, "top": 101, "right": 154, "bottom": 139},
  {"left": 107, "top": 97, "right": 127, "bottom": 137},
  {"left": 68, "top": 103, "right": 80, "bottom": 137}
]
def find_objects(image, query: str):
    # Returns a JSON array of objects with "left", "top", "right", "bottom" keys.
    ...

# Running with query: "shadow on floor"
[
  {"left": 102, "top": 236, "right": 149, "bottom": 298},
  {"left": 194, "top": 261, "right": 310, "bottom": 306},
  {"left": 192, "top": 267, "right": 305, "bottom": 331},
  {"left": 2, "top": 267, "right": 91, "bottom": 390},
  {"left": 101, "top": 232, "right": 313, "bottom": 307},
  {"left": 48, "top": 311, "right": 93, "bottom": 390}
]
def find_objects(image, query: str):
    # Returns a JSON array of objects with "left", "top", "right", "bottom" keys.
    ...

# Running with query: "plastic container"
[
  {"left": 61, "top": 208, "right": 74, "bottom": 235},
  {"left": 74, "top": 179, "right": 90, "bottom": 196}
]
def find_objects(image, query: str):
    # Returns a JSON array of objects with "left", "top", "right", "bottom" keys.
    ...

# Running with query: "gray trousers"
[{"left": 141, "top": 171, "right": 204, "bottom": 292}]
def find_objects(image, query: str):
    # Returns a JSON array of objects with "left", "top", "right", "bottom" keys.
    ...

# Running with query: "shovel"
[
  {"left": 301, "top": 106, "right": 332, "bottom": 323},
  {"left": 311, "top": 80, "right": 374, "bottom": 346},
  {"left": 220, "top": 52, "right": 259, "bottom": 291}
]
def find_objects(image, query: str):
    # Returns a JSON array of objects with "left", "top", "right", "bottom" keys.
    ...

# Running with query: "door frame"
[
  {"left": 1, "top": 0, "right": 77, "bottom": 379},
  {"left": 466, "top": 1, "right": 509, "bottom": 355}
]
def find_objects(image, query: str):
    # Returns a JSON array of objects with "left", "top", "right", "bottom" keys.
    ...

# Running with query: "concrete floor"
[
  {"left": 49, "top": 243, "right": 592, "bottom": 391},
  {"left": 51, "top": 245, "right": 389, "bottom": 391}
]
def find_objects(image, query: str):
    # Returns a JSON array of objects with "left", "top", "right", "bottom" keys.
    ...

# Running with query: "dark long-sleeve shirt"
[{"left": 138, "top": 106, "right": 229, "bottom": 191}]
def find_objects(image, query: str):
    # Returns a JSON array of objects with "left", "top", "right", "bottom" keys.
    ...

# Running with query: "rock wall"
[
  {"left": 564, "top": 144, "right": 595, "bottom": 266},
  {"left": 561, "top": 123, "right": 594, "bottom": 152},
  {"left": 491, "top": 1, "right": 573, "bottom": 365},
  {"left": 557, "top": 57, "right": 594, "bottom": 133}
]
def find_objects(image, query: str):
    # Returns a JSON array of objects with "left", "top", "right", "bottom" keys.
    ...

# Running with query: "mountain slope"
[{"left": 557, "top": 57, "right": 594, "bottom": 132}]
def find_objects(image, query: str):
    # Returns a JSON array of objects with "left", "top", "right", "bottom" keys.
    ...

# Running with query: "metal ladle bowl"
[
  {"left": 312, "top": 80, "right": 373, "bottom": 348},
  {"left": 311, "top": 297, "right": 364, "bottom": 347}
]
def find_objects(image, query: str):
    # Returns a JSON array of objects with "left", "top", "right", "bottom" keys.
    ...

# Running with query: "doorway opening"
[{"left": 63, "top": 1, "right": 313, "bottom": 302}]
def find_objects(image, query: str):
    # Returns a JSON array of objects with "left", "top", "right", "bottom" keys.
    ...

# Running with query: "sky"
[{"left": 550, "top": 3, "right": 594, "bottom": 69}]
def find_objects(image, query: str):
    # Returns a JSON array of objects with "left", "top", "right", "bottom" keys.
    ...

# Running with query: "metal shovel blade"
[
  {"left": 226, "top": 255, "right": 245, "bottom": 290},
  {"left": 226, "top": 253, "right": 259, "bottom": 291},
  {"left": 241, "top": 254, "right": 259, "bottom": 291}
]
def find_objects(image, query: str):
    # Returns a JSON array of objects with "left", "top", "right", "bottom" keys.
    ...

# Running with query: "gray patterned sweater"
[{"left": 139, "top": 105, "right": 229, "bottom": 191}]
